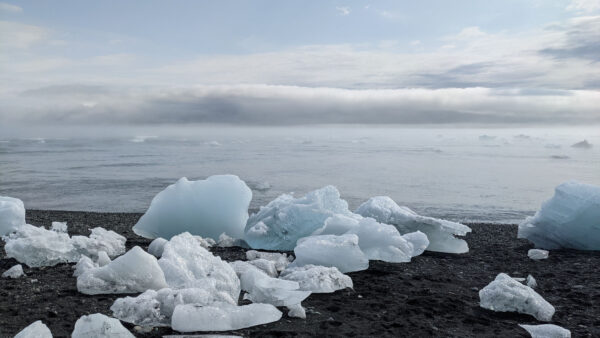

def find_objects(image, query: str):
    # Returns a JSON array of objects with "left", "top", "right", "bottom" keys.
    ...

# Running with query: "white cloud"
[
  {"left": 0, "top": 2, "right": 22, "bottom": 13},
  {"left": 567, "top": 0, "right": 600, "bottom": 12},
  {"left": 336, "top": 6, "right": 350, "bottom": 16},
  {"left": 0, "top": 21, "right": 46, "bottom": 49}
]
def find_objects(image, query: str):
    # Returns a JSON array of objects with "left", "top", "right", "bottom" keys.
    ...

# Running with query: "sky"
[{"left": 0, "top": 0, "right": 599, "bottom": 125}]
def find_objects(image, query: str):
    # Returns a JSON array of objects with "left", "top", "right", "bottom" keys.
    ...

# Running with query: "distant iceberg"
[{"left": 571, "top": 139, "right": 592, "bottom": 149}]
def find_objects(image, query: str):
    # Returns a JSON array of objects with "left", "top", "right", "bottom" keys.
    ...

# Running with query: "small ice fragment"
[
  {"left": 245, "top": 250, "right": 293, "bottom": 272},
  {"left": 527, "top": 275, "right": 537, "bottom": 289},
  {"left": 518, "top": 181, "right": 600, "bottom": 250},
  {"left": 280, "top": 264, "right": 352, "bottom": 293},
  {"left": 148, "top": 238, "right": 168, "bottom": 257},
  {"left": 528, "top": 249, "right": 549, "bottom": 260},
  {"left": 571, "top": 140, "right": 592, "bottom": 149},
  {"left": 50, "top": 221, "right": 67, "bottom": 233},
  {"left": 133, "top": 175, "right": 252, "bottom": 241},
  {"left": 290, "top": 234, "right": 369, "bottom": 273},
  {"left": 0, "top": 196, "right": 25, "bottom": 236},
  {"left": 71, "top": 227, "right": 127, "bottom": 259},
  {"left": 2, "top": 264, "right": 24, "bottom": 278},
  {"left": 14, "top": 320, "right": 52, "bottom": 338},
  {"left": 217, "top": 232, "right": 247, "bottom": 248},
  {"left": 519, "top": 324, "right": 571, "bottom": 338},
  {"left": 171, "top": 302, "right": 282, "bottom": 332},
  {"left": 77, "top": 246, "right": 168, "bottom": 295},
  {"left": 287, "top": 303, "right": 306, "bottom": 319},
  {"left": 355, "top": 196, "right": 471, "bottom": 253},
  {"left": 72, "top": 313, "right": 134, "bottom": 338},
  {"left": 479, "top": 273, "right": 555, "bottom": 321}
]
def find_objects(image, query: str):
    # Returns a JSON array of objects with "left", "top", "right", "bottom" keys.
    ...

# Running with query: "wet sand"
[{"left": 1, "top": 210, "right": 599, "bottom": 337}]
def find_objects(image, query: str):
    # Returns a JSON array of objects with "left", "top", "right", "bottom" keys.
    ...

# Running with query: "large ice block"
[
  {"left": 0, "top": 196, "right": 25, "bottom": 236},
  {"left": 289, "top": 234, "right": 369, "bottom": 273},
  {"left": 71, "top": 313, "right": 134, "bottom": 338}
]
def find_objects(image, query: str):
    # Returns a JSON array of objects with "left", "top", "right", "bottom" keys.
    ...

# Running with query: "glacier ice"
[
  {"left": 133, "top": 175, "right": 252, "bottom": 241},
  {"left": 245, "top": 250, "right": 293, "bottom": 272},
  {"left": 217, "top": 232, "right": 248, "bottom": 248},
  {"left": 72, "top": 313, "right": 134, "bottom": 338},
  {"left": 355, "top": 196, "right": 471, "bottom": 253},
  {"left": 571, "top": 139, "right": 592, "bottom": 149},
  {"left": 14, "top": 320, "right": 52, "bottom": 338},
  {"left": 527, "top": 275, "right": 537, "bottom": 289},
  {"left": 247, "top": 258, "right": 279, "bottom": 277},
  {"left": 518, "top": 181, "right": 600, "bottom": 250},
  {"left": 244, "top": 185, "right": 353, "bottom": 250},
  {"left": 50, "top": 221, "right": 67, "bottom": 233},
  {"left": 73, "top": 256, "right": 96, "bottom": 277},
  {"left": 3, "top": 223, "right": 125, "bottom": 267},
  {"left": 280, "top": 264, "right": 352, "bottom": 293},
  {"left": 479, "top": 273, "right": 555, "bottom": 321},
  {"left": 0, "top": 196, "right": 25, "bottom": 236},
  {"left": 111, "top": 287, "right": 235, "bottom": 327},
  {"left": 528, "top": 249, "right": 549, "bottom": 260},
  {"left": 519, "top": 324, "right": 571, "bottom": 338},
  {"left": 158, "top": 232, "right": 240, "bottom": 303},
  {"left": 287, "top": 303, "right": 306, "bottom": 319},
  {"left": 171, "top": 302, "right": 282, "bottom": 332},
  {"left": 2, "top": 264, "right": 24, "bottom": 278},
  {"left": 289, "top": 234, "right": 369, "bottom": 273},
  {"left": 148, "top": 237, "right": 168, "bottom": 257},
  {"left": 77, "top": 246, "right": 168, "bottom": 295}
]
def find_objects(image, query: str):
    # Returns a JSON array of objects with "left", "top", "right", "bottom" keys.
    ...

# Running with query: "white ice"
[
  {"left": 3, "top": 223, "right": 125, "bottom": 267},
  {"left": 0, "top": 196, "right": 25, "bottom": 236},
  {"left": 355, "top": 196, "right": 471, "bottom": 254},
  {"left": 72, "top": 313, "right": 134, "bottom": 338},
  {"left": 217, "top": 232, "right": 247, "bottom": 248},
  {"left": 479, "top": 273, "right": 555, "bottom": 321},
  {"left": 527, "top": 275, "right": 537, "bottom": 289},
  {"left": 171, "top": 302, "right": 282, "bottom": 332},
  {"left": 244, "top": 185, "right": 353, "bottom": 250},
  {"left": 519, "top": 324, "right": 571, "bottom": 338},
  {"left": 133, "top": 175, "right": 252, "bottom": 241},
  {"left": 247, "top": 258, "right": 279, "bottom": 277},
  {"left": 528, "top": 249, "right": 549, "bottom": 260},
  {"left": 245, "top": 250, "right": 293, "bottom": 272},
  {"left": 518, "top": 181, "right": 600, "bottom": 250},
  {"left": 77, "top": 246, "right": 168, "bottom": 295},
  {"left": 14, "top": 320, "right": 52, "bottom": 338},
  {"left": 50, "top": 221, "right": 67, "bottom": 233},
  {"left": 280, "top": 264, "right": 353, "bottom": 293},
  {"left": 2, "top": 264, "right": 24, "bottom": 278},
  {"left": 289, "top": 234, "right": 369, "bottom": 273},
  {"left": 111, "top": 287, "right": 235, "bottom": 327},
  {"left": 158, "top": 232, "right": 240, "bottom": 303},
  {"left": 148, "top": 237, "right": 168, "bottom": 257}
]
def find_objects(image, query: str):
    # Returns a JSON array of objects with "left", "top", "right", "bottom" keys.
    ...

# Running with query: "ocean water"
[{"left": 1, "top": 125, "right": 598, "bottom": 224}]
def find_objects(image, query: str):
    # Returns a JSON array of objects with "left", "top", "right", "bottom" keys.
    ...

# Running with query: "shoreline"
[{"left": 1, "top": 210, "right": 599, "bottom": 337}]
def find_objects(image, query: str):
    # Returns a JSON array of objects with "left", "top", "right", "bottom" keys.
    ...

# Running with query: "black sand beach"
[{"left": 1, "top": 210, "right": 599, "bottom": 337}]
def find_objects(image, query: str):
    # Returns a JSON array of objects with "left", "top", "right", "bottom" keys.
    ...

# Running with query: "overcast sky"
[{"left": 1, "top": 0, "right": 599, "bottom": 125}]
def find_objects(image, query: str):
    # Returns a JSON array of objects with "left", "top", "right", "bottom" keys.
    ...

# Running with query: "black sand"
[{"left": 1, "top": 210, "right": 599, "bottom": 337}]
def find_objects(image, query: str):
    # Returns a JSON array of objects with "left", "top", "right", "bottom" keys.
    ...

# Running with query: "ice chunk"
[
  {"left": 287, "top": 303, "right": 306, "bottom": 319},
  {"left": 290, "top": 234, "right": 369, "bottom": 273},
  {"left": 247, "top": 258, "right": 279, "bottom": 277},
  {"left": 77, "top": 246, "right": 168, "bottom": 295},
  {"left": 171, "top": 302, "right": 282, "bottom": 332},
  {"left": 280, "top": 264, "right": 352, "bottom": 293},
  {"left": 71, "top": 227, "right": 126, "bottom": 260},
  {"left": 148, "top": 237, "right": 168, "bottom": 257},
  {"left": 217, "top": 232, "right": 248, "bottom": 248},
  {"left": 2, "top": 264, "right": 24, "bottom": 278},
  {"left": 356, "top": 196, "right": 471, "bottom": 253},
  {"left": 245, "top": 250, "right": 293, "bottom": 272},
  {"left": 158, "top": 232, "right": 240, "bottom": 303},
  {"left": 97, "top": 251, "right": 111, "bottom": 266},
  {"left": 571, "top": 139, "right": 592, "bottom": 148},
  {"left": 527, "top": 275, "right": 537, "bottom": 289},
  {"left": 0, "top": 196, "right": 25, "bottom": 236},
  {"left": 50, "top": 221, "right": 67, "bottom": 233},
  {"left": 230, "top": 261, "right": 311, "bottom": 308},
  {"left": 244, "top": 186, "right": 353, "bottom": 250},
  {"left": 133, "top": 175, "right": 252, "bottom": 241},
  {"left": 14, "top": 320, "right": 52, "bottom": 338},
  {"left": 72, "top": 313, "right": 134, "bottom": 338},
  {"left": 519, "top": 324, "right": 571, "bottom": 338},
  {"left": 402, "top": 231, "right": 430, "bottom": 256},
  {"left": 73, "top": 256, "right": 96, "bottom": 277},
  {"left": 518, "top": 181, "right": 600, "bottom": 250},
  {"left": 111, "top": 287, "right": 235, "bottom": 327},
  {"left": 528, "top": 249, "right": 549, "bottom": 260},
  {"left": 479, "top": 273, "right": 555, "bottom": 321}
]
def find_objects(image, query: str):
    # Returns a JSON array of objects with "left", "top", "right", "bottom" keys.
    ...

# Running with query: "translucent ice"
[
  {"left": 111, "top": 287, "right": 235, "bottom": 327},
  {"left": 171, "top": 302, "right": 282, "bottom": 332},
  {"left": 133, "top": 175, "right": 252, "bottom": 241},
  {"left": 72, "top": 313, "right": 134, "bottom": 338},
  {"left": 247, "top": 258, "right": 279, "bottom": 277},
  {"left": 527, "top": 275, "right": 537, "bottom": 289},
  {"left": 14, "top": 320, "right": 52, "bottom": 338},
  {"left": 2, "top": 264, "right": 24, "bottom": 278},
  {"left": 245, "top": 250, "right": 293, "bottom": 272},
  {"left": 244, "top": 185, "right": 353, "bottom": 250},
  {"left": 148, "top": 238, "right": 168, "bottom": 257},
  {"left": 518, "top": 181, "right": 600, "bottom": 250},
  {"left": 280, "top": 264, "right": 352, "bottom": 293},
  {"left": 528, "top": 249, "right": 549, "bottom": 260},
  {"left": 0, "top": 196, "right": 25, "bottom": 236},
  {"left": 479, "top": 273, "right": 555, "bottom": 321},
  {"left": 77, "top": 246, "right": 168, "bottom": 295},
  {"left": 71, "top": 227, "right": 126, "bottom": 260},
  {"left": 519, "top": 324, "right": 571, "bottom": 338},
  {"left": 356, "top": 196, "right": 471, "bottom": 253},
  {"left": 158, "top": 232, "right": 240, "bottom": 303},
  {"left": 289, "top": 234, "right": 369, "bottom": 273}
]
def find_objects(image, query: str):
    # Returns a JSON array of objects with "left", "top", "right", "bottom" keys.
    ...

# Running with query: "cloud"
[
  {"left": 567, "top": 0, "right": 600, "bottom": 13},
  {"left": 540, "top": 15, "right": 600, "bottom": 61},
  {"left": 0, "top": 2, "right": 22, "bottom": 13},
  {"left": 0, "top": 21, "right": 46, "bottom": 49},
  {"left": 2, "top": 84, "right": 599, "bottom": 125},
  {"left": 336, "top": 6, "right": 350, "bottom": 16}
]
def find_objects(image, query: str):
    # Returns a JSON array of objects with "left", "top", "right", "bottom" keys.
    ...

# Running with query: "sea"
[{"left": 1, "top": 125, "right": 598, "bottom": 224}]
